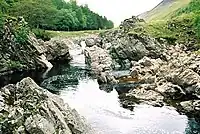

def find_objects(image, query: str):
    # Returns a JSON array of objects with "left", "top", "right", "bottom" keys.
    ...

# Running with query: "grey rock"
[
  {"left": 156, "top": 83, "right": 185, "bottom": 100},
  {"left": 84, "top": 45, "right": 117, "bottom": 84},
  {"left": 0, "top": 77, "right": 94, "bottom": 134},
  {"left": 85, "top": 38, "right": 96, "bottom": 47}
]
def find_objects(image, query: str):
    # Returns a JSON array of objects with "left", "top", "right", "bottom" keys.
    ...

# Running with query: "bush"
[
  {"left": 13, "top": 17, "right": 30, "bottom": 44},
  {"left": 32, "top": 29, "right": 51, "bottom": 41}
]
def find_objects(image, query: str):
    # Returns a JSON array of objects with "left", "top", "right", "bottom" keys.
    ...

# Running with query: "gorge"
[{"left": 1, "top": 0, "right": 200, "bottom": 134}]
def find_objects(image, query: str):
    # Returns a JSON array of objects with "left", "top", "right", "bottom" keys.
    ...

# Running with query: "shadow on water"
[{"left": 0, "top": 69, "right": 46, "bottom": 88}]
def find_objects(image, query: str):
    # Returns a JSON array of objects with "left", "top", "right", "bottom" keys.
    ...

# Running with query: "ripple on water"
[{"left": 60, "top": 79, "right": 190, "bottom": 134}]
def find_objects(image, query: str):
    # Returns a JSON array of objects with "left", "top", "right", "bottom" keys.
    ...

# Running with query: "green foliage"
[
  {"left": 6, "top": 60, "right": 23, "bottom": 69},
  {"left": 7, "top": 0, "right": 114, "bottom": 31},
  {"left": 32, "top": 29, "right": 51, "bottom": 41},
  {"left": 176, "top": 0, "right": 200, "bottom": 15},
  {"left": 0, "top": 59, "right": 23, "bottom": 69},
  {"left": 176, "top": 0, "right": 200, "bottom": 40},
  {"left": 130, "top": 0, "right": 200, "bottom": 46},
  {"left": 13, "top": 17, "right": 30, "bottom": 44}
]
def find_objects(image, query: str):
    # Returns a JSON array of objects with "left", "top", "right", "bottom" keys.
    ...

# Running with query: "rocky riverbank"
[
  {"left": 119, "top": 45, "right": 200, "bottom": 118},
  {"left": 0, "top": 17, "right": 72, "bottom": 76},
  {"left": 0, "top": 77, "right": 94, "bottom": 134},
  {"left": 83, "top": 17, "right": 200, "bottom": 120}
]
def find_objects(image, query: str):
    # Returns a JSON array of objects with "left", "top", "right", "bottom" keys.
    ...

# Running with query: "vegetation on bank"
[{"left": 131, "top": 0, "right": 200, "bottom": 48}]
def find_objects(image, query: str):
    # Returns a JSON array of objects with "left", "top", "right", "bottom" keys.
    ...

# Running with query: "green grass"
[
  {"left": 133, "top": 0, "right": 200, "bottom": 47},
  {"left": 141, "top": 0, "right": 191, "bottom": 22},
  {"left": 130, "top": 12, "right": 199, "bottom": 45},
  {"left": 46, "top": 30, "right": 107, "bottom": 38}
]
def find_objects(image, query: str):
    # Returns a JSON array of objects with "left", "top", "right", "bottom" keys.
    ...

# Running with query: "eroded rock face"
[
  {"left": 0, "top": 18, "right": 72, "bottom": 76},
  {"left": 84, "top": 45, "right": 117, "bottom": 84},
  {"left": 0, "top": 77, "right": 93, "bottom": 134},
  {"left": 119, "top": 45, "right": 200, "bottom": 117},
  {"left": 0, "top": 17, "right": 49, "bottom": 75},
  {"left": 100, "top": 30, "right": 165, "bottom": 69}
]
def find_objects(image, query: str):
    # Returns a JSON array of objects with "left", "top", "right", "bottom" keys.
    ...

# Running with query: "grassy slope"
[
  {"left": 139, "top": 0, "right": 191, "bottom": 22},
  {"left": 132, "top": 0, "right": 200, "bottom": 48}
]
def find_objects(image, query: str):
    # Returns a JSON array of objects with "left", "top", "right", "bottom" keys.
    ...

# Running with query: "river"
[{"left": 0, "top": 43, "right": 200, "bottom": 134}]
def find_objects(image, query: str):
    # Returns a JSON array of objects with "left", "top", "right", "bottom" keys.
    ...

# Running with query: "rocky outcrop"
[
  {"left": 100, "top": 29, "right": 165, "bottom": 69},
  {"left": 84, "top": 45, "right": 117, "bottom": 84},
  {"left": 0, "top": 17, "right": 72, "bottom": 76},
  {"left": 119, "top": 16, "right": 145, "bottom": 32},
  {"left": 0, "top": 17, "right": 49, "bottom": 75},
  {"left": 0, "top": 77, "right": 93, "bottom": 134},
  {"left": 39, "top": 38, "right": 72, "bottom": 62},
  {"left": 119, "top": 45, "right": 200, "bottom": 117}
]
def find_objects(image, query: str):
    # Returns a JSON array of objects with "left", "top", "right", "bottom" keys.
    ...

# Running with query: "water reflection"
[{"left": 1, "top": 62, "right": 200, "bottom": 134}]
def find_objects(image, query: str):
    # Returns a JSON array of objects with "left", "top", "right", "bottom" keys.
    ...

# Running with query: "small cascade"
[
  {"left": 68, "top": 40, "right": 86, "bottom": 67},
  {"left": 38, "top": 54, "right": 53, "bottom": 69}
]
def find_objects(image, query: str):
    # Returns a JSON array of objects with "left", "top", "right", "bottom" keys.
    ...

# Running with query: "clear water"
[
  {"left": 1, "top": 44, "right": 200, "bottom": 134},
  {"left": 39, "top": 62, "right": 200, "bottom": 134}
]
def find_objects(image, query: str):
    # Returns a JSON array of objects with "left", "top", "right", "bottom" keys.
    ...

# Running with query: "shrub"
[{"left": 32, "top": 29, "right": 51, "bottom": 41}]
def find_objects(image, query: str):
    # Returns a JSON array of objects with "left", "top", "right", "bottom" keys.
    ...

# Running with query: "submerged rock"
[{"left": 0, "top": 77, "right": 93, "bottom": 134}]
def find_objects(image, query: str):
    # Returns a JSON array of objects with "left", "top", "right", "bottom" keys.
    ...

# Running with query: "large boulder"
[
  {"left": 43, "top": 38, "right": 72, "bottom": 62},
  {"left": 0, "top": 77, "right": 93, "bottom": 134},
  {"left": 84, "top": 45, "right": 117, "bottom": 84},
  {"left": 100, "top": 30, "right": 165, "bottom": 69}
]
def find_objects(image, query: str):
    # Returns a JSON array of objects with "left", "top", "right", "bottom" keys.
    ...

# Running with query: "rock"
[
  {"left": 44, "top": 38, "right": 72, "bottom": 62},
  {"left": 130, "top": 68, "right": 139, "bottom": 78},
  {"left": 119, "top": 16, "right": 145, "bottom": 32},
  {"left": 172, "top": 69, "right": 200, "bottom": 87},
  {"left": 156, "top": 82, "right": 185, "bottom": 100},
  {"left": 120, "top": 84, "right": 164, "bottom": 108},
  {"left": 0, "top": 17, "right": 72, "bottom": 76},
  {"left": 85, "top": 38, "right": 96, "bottom": 47},
  {"left": 0, "top": 77, "right": 93, "bottom": 134},
  {"left": 0, "top": 17, "right": 49, "bottom": 74},
  {"left": 100, "top": 29, "right": 165, "bottom": 69},
  {"left": 84, "top": 45, "right": 117, "bottom": 84},
  {"left": 138, "top": 56, "right": 153, "bottom": 66},
  {"left": 180, "top": 100, "right": 200, "bottom": 117}
]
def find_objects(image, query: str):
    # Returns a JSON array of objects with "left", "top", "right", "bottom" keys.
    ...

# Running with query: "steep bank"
[{"left": 0, "top": 77, "right": 93, "bottom": 134}]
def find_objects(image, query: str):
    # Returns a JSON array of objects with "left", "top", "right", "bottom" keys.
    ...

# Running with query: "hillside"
[
  {"left": 130, "top": 0, "right": 200, "bottom": 49},
  {"left": 139, "top": 0, "right": 191, "bottom": 22}
]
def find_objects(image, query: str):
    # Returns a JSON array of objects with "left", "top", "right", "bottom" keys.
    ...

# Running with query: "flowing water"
[{"left": 1, "top": 44, "right": 200, "bottom": 134}]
